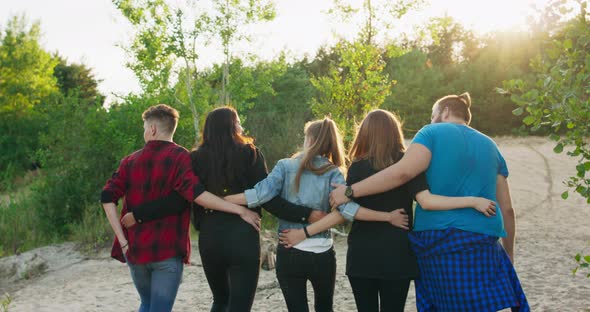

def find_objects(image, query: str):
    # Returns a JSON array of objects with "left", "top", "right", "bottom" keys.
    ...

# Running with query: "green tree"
[
  {"left": 208, "top": 0, "right": 276, "bottom": 105},
  {"left": 0, "top": 15, "right": 58, "bottom": 115},
  {"left": 329, "top": 0, "right": 424, "bottom": 45},
  {"left": 243, "top": 60, "right": 313, "bottom": 165},
  {"left": 310, "top": 0, "right": 424, "bottom": 142},
  {"left": 0, "top": 15, "right": 59, "bottom": 177},
  {"left": 113, "top": 0, "right": 278, "bottom": 139},
  {"left": 53, "top": 55, "right": 104, "bottom": 105},
  {"left": 499, "top": 2, "right": 589, "bottom": 202},
  {"left": 499, "top": 1, "right": 590, "bottom": 276},
  {"left": 381, "top": 48, "right": 445, "bottom": 134},
  {"left": 311, "top": 40, "right": 394, "bottom": 142},
  {"left": 113, "top": 0, "right": 176, "bottom": 96}
]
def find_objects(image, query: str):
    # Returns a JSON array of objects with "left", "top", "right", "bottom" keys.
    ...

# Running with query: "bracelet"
[
  {"left": 121, "top": 242, "right": 128, "bottom": 248},
  {"left": 303, "top": 226, "right": 311, "bottom": 238}
]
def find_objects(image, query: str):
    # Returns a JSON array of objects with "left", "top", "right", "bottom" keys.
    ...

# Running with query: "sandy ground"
[{"left": 2, "top": 137, "right": 590, "bottom": 311}]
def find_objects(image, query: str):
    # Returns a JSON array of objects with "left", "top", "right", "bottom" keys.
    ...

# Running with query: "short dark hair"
[
  {"left": 434, "top": 92, "right": 472, "bottom": 124},
  {"left": 142, "top": 104, "right": 179, "bottom": 134}
]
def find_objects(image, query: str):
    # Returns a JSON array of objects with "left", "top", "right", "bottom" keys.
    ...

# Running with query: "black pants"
[
  {"left": 199, "top": 212, "right": 260, "bottom": 312},
  {"left": 347, "top": 276, "right": 411, "bottom": 312},
  {"left": 276, "top": 245, "right": 336, "bottom": 312}
]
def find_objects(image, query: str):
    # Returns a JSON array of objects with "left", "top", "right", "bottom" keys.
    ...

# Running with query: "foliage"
[
  {"left": 114, "top": 0, "right": 278, "bottom": 139},
  {"left": 573, "top": 252, "right": 590, "bottom": 278},
  {"left": 311, "top": 0, "right": 426, "bottom": 143},
  {"left": 244, "top": 61, "right": 313, "bottom": 166},
  {"left": 0, "top": 15, "right": 59, "bottom": 115},
  {"left": 498, "top": 1, "right": 590, "bottom": 277},
  {"left": 381, "top": 48, "right": 444, "bottom": 135},
  {"left": 33, "top": 93, "right": 151, "bottom": 236},
  {"left": 0, "top": 15, "right": 59, "bottom": 178},
  {"left": 208, "top": 0, "right": 277, "bottom": 105},
  {"left": 53, "top": 56, "right": 105, "bottom": 105},
  {"left": 499, "top": 2, "right": 590, "bottom": 202},
  {"left": 70, "top": 203, "right": 112, "bottom": 254},
  {"left": 113, "top": 0, "right": 176, "bottom": 96},
  {"left": 0, "top": 194, "right": 48, "bottom": 257},
  {"left": 311, "top": 39, "right": 393, "bottom": 142},
  {"left": 0, "top": 293, "right": 10, "bottom": 312},
  {"left": 329, "top": 0, "right": 425, "bottom": 45}
]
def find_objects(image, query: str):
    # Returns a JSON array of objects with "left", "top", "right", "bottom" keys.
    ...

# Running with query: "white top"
[{"left": 294, "top": 237, "right": 333, "bottom": 253}]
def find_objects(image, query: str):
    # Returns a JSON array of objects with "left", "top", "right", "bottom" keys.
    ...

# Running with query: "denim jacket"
[{"left": 245, "top": 155, "right": 360, "bottom": 238}]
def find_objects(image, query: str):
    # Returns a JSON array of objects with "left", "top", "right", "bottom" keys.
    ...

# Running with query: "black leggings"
[
  {"left": 347, "top": 276, "right": 411, "bottom": 312},
  {"left": 199, "top": 212, "right": 260, "bottom": 312},
  {"left": 276, "top": 246, "right": 336, "bottom": 312}
]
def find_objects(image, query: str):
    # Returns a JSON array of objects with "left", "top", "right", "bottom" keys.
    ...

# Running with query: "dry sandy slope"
[{"left": 3, "top": 137, "right": 590, "bottom": 311}]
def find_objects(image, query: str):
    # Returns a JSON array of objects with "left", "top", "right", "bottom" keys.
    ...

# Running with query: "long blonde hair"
[
  {"left": 293, "top": 117, "right": 346, "bottom": 192},
  {"left": 349, "top": 109, "right": 405, "bottom": 170}
]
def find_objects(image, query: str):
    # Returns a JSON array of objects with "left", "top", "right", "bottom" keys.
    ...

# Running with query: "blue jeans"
[{"left": 126, "top": 256, "right": 184, "bottom": 312}]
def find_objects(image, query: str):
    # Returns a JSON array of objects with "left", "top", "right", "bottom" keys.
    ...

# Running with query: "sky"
[{"left": 0, "top": 0, "right": 550, "bottom": 100}]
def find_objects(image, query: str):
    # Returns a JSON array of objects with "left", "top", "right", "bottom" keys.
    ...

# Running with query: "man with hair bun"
[
  {"left": 330, "top": 93, "right": 529, "bottom": 311},
  {"left": 100, "top": 104, "right": 261, "bottom": 312}
]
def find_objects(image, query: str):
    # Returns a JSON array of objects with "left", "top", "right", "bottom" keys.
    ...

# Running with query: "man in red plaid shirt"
[{"left": 101, "top": 104, "right": 261, "bottom": 312}]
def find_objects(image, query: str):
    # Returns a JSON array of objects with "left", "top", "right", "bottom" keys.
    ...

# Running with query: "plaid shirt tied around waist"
[
  {"left": 101, "top": 140, "right": 205, "bottom": 265},
  {"left": 409, "top": 228, "right": 529, "bottom": 312}
]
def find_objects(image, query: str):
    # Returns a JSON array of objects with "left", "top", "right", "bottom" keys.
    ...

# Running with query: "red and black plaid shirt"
[{"left": 101, "top": 140, "right": 205, "bottom": 265}]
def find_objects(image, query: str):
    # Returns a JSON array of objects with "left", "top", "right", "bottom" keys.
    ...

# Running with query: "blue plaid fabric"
[{"left": 409, "top": 228, "right": 529, "bottom": 312}]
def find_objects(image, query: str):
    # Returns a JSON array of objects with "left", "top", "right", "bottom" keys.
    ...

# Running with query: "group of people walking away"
[{"left": 101, "top": 92, "right": 530, "bottom": 312}]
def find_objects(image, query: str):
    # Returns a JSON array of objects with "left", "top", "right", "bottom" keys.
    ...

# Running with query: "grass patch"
[
  {"left": 261, "top": 210, "right": 279, "bottom": 232},
  {"left": 68, "top": 203, "right": 112, "bottom": 254},
  {"left": 1, "top": 293, "right": 11, "bottom": 312},
  {"left": 0, "top": 194, "right": 56, "bottom": 257}
]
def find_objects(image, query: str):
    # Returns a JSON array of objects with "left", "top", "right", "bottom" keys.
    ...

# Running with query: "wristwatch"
[{"left": 345, "top": 185, "right": 355, "bottom": 200}]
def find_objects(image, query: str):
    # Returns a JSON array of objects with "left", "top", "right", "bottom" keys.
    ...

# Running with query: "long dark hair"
[{"left": 192, "top": 106, "right": 255, "bottom": 195}]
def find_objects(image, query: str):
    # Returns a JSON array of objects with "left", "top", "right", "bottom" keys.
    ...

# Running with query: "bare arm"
[
  {"left": 415, "top": 190, "right": 497, "bottom": 217},
  {"left": 102, "top": 203, "right": 128, "bottom": 253},
  {"left": 224, "top": 193, "right": 247, "bottom": 205},
  {"left": 278, "top": 207, "right": 410, "bottom": 247},
  {"left": 496, "top": 175, "right": 515, "bottom": 262},
  {"left": 306, "top": 210, "right": 346, "bottom": 236},
  {"left": 308, "top": 207, "right": 409, "bottom": 236},
  {"left": 330, "top": 144, "right": 432, "bottom": 206},
  {"left": 279, "top": 211, "right": 345, "bottom": 248}
]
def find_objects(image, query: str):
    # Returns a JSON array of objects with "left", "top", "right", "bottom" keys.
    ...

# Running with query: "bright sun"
[{"left": 426, "top": 0, "right": 550, "bottom": 33}]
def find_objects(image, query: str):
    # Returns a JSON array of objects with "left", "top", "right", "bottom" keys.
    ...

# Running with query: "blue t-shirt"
[{"left": 411, "top": 123, "right": 508, "bottom": 237}]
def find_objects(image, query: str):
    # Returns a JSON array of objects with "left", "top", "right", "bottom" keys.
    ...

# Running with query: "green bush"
[
  {"left": 69, "top": 203, "right": 112, "bottom": 254},
  {"left": 0, "top": 193, "right": 52, "bottom": 257}
]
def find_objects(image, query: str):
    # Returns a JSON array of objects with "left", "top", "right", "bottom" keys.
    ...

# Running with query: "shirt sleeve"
[
  {"left": 262, "top": 196, "right": 312, "bottom": 223},
  {"left": 101, "top": 158, "right": 129, "bottom": 204},
  {"left": 130, "top": 192, "right": 189, "bottom": 224},
  {"left": 497, "top": 149, "right": 509, "bottom": 177},
  {"left": 332, "top": 169, "right": 360, "bottom": 222},
  {"left": 173, "top": 151, "right": 206, "bottom": 202},
  {"left": 411, "top": 125, "right": 434, "bottom": 153},
  {"left": 406, "top": 172, "right": 430, "bottom": 198},
  {"left": 245, "top": 159, "right": 286, "bottom": 208}
]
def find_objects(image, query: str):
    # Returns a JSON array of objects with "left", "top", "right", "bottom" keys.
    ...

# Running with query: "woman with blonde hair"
[{"left": 279, "top": 109, "right": 497, "bottom": 312}]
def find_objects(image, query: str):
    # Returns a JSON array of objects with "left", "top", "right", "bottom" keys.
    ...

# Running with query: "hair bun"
[{"left": 458, "top": 92, "right": 471, "bottom": 107}]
